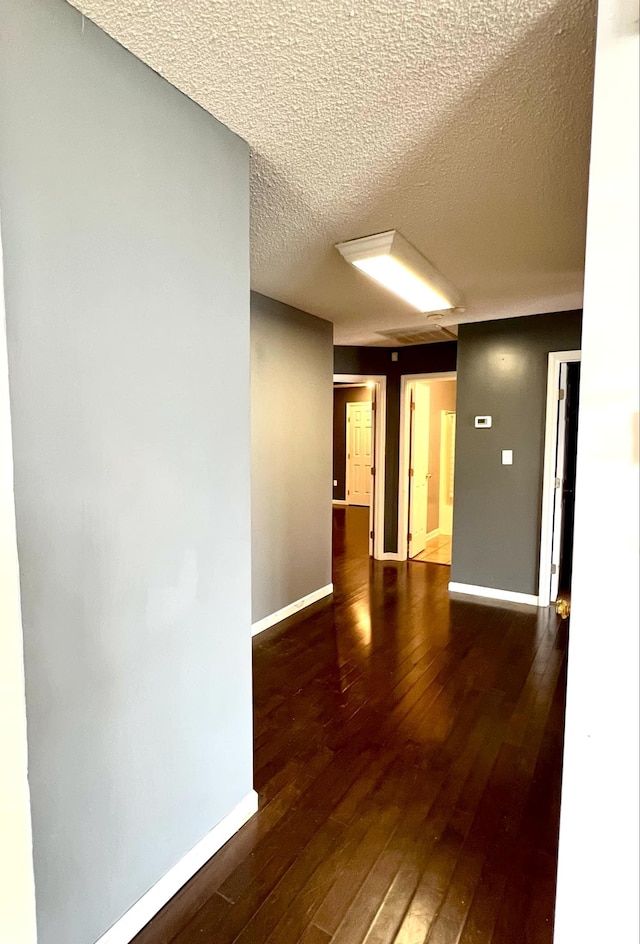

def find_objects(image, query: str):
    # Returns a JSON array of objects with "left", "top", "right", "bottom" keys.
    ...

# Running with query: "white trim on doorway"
[
  {"left": 397, "top": 372, "right": 457, "bottom": 561},
  {"left": 538, "top": 351, "right": 582, "bottom": 607},
  {"left": 334, "top": 373, "right": 387, "bottom": 560}
]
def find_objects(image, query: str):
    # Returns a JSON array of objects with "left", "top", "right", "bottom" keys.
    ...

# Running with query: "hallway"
[{"left": 134, "top": 507, "right": 567, "bottom": 943}]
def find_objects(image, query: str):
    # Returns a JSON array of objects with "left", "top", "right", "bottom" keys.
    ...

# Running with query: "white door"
[
  {"left": 439, "top": 411, "right": 456, "bottom": 535},
  {"left": 408, "top": 383, "right": 430, "bottom": 558},
  {"left": 346, "top": 401, "right": 372, "bottom": 506},
  {"left": 550, "top": 364, "right": 568, "bottom": 602}
]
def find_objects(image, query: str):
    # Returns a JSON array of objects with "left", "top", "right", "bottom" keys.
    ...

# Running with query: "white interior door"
[
  {"left": 346, "top": 401, "right": 372, "bottom": 506},
  {"left": 439, "top": 411, "right": 456, "bottom": 535},
  {"left": 408, "top": 383, "right": 430, "bottom": 557},
  {"left": 550, "top": 364, "right": 568, "bottom": 601}
]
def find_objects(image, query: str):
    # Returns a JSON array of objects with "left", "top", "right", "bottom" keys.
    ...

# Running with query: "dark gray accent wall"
[
  {"left": 334, "top": 343, "right": 457, "bottom": 551},
  {"left": 333, "top": 386, "right": 371, "bottom": 501},
  {"left": 0, "top": 2, "right": 252, "bottom": 943},
  {"left": 251, "top": 292, "right": 333, "bottom": 623},
  {"left": 451, "top": 311, "right": 582, "bottom": 595}
]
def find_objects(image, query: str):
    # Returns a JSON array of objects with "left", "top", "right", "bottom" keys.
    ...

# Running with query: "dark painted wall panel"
[{"left": 451, "top": 311, "right": 582, "bottom": 595}]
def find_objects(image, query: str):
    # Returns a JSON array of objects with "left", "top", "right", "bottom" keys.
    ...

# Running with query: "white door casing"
[
  {"left": 346, "top": 401, "right": 372, "bottom": 507},
  {"left": 334, "top": 374, "right": 387, "bottom": 561},
  {"left": 408, "top": 383, "right": 430, "bottom": 558},
  {"left": 538, "top": 351, "right": 581, "bottom": 606}
]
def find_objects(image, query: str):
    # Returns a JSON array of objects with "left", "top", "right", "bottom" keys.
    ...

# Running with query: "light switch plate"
[{"left": 502, "top": 450, "right": 513, "bottom": 465}]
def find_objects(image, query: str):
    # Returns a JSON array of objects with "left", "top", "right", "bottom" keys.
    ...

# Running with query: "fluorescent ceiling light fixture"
[{"left": 335, "top": 230, "right": 463, "bottom": 313}]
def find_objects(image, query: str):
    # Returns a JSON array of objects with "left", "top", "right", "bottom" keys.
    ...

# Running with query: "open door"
[
  {"left": 408, "top": 383, "right": 430, "bottom": 558},
  {"left": 346, "top": 401, "right": 373, "bottom": 506}
]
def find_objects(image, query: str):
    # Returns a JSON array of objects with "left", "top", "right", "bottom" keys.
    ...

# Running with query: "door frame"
[
  {"left": 538, "top": 350, "right": 582, "bottom": 606},
  {"left": 345, "top": 400, "right": 373, "bottom": 509},
  {"left": 334, "top": 373, "right": 387, "bottom": 560},
  {"left": 398, "top": 371, "right": 457, "bottom": 562}
]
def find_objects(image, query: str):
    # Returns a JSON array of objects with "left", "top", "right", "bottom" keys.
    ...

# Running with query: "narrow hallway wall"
[{"left": 251, "top": 292, "right": 333, "bottom": 625}]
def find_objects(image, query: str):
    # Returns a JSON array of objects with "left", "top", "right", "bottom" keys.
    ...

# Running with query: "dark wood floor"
[{"left": 134, "top": 505, "right": 567, "bottom": 944}]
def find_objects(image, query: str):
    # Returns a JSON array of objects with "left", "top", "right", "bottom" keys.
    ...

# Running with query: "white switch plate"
[
  {"left": 475, "top": 415, "right": 492, "bottom": 428},
  {"left": 502, "top": 450, "right": 513, "bottom": 465},
  {"left": 333, "top": 480, "right": 338, "bottom": 487}
]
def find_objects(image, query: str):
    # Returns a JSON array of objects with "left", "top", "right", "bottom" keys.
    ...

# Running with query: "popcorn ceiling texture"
[{"left": 71, "top": 0, "right": 596, "bottom": 344}]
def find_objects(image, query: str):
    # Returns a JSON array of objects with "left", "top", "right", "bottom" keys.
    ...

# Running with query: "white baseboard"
[
  {"left": 378, "top": 551, "right": 404, "bottom": 561},
  {"left": 425, "top": 528, "right": 441, "bottom": 542},
  {"left": 94, "top": 790, "right": 258, "bottom": 944},
  {"left": 332, "top": 499, "right": 348, "bottom": 506},
  {"left": 448, "top": 581, "right": 540, "bottom": 607},
  {"left": 252, "top": 583, "right": 334, "bottom": 636}
]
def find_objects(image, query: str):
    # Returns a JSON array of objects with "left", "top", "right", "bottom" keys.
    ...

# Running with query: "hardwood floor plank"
[{"left": 133, "top": 507, "right": 567, "bottom": 944}]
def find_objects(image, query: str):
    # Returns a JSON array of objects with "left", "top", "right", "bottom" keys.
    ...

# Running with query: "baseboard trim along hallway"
[
  {"left": 448, "top": 581, "right": 540, "bottom": 607},
  {"left": 94, "top": 791, "right": 259, "bottom": 944},
  {"left": 252, "top": 583, "right": 334, "bottom": 636}
]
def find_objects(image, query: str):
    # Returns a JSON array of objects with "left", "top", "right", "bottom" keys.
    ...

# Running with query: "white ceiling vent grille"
[{"left": 376, "top": 324, "right": 458, "bottom": 345}]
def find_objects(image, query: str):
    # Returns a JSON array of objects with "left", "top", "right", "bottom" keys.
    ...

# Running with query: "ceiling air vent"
[{"left": 376, "top": 324, "right": 458, "bottom": 345}]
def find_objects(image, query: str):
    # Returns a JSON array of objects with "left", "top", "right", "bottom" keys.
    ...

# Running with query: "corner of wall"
[{"left": 0, "top": 217, "right": 38, "bottom": 944}]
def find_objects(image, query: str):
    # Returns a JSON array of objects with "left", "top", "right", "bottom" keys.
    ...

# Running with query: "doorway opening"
[
  {"left": 398, "top": 372, "right": 457, "bottom": 564},
  {"left": 333, "top": 374, "right": 387, "bottom": 559},
  {"left": 538, "top": 350, "right": 582, "bottom": 606}
]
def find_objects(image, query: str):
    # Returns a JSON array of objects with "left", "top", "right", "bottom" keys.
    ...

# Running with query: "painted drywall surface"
[
  {"left": 450, "top": 311, "right": 581, "bottom": 595},
  {"left": 0, "top": 2, "right": 252, "bottom": 943},
  {"left": 554, "top": 1, "right": 639, "bottom": 941},
  {"left": 333, "top": 386, "right": 371, "bottom": 502},
  {"left": 251, "top": 292, "right": 333, "bottom": 623},
  {"left": 0, "top": 220, "right": 37, "bottom": 944},
  {"left": 424, "top": 380, "right": 457, "bottom": 534},
  {"left": 334, "top": 342, "right": 457, "bottom": 551}
]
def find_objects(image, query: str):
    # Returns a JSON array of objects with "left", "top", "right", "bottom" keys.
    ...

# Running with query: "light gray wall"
[
  {"left": 251, "top": 292, "right": 333, "bottom": 623},
  {"left": 0, "top": 2, "right": 252, "bottom": 943},
  {"left": 451, "top": 311, "right": 582, "bottom": 596}
]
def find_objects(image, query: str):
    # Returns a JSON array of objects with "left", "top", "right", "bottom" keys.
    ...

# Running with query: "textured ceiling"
[{"left": 71, "top": 0, "right": 597, "bottom": 344}]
